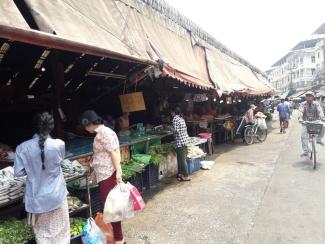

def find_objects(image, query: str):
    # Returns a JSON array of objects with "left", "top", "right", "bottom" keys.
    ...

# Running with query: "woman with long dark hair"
[
  {"left": 80, "top": 110, "right": 125, "bottom": 244},
  {"left": 14, "top": 112, "right": 69, "bottom": 244}
]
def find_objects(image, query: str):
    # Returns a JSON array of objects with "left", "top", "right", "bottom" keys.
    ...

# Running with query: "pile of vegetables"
[
  {"left": 67, "top": 196, "right": 83, "bottom": 213},
  {"left": 0, "top": 218, "right": 34, "bottom": 244},
  {"left": 70, "top": 217, "right": 86, "bottom": 237},
  {"left": 121, "top": 159, "right": 146, "bottom": 181},
  {"left": 148, "top": 143, "right": 175, "bottom": 165},
  {"left": 187, "top": 146, "right": 206, "bottom": 158}
]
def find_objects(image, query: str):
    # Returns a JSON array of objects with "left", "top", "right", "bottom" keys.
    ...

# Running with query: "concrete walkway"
[{"left": 123, "top": 115, "right": 325, "bottom": 244}]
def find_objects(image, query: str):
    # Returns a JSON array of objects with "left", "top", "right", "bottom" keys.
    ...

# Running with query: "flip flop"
[{"left": 180, "top": 176, "right": 191, "bottom": 181}]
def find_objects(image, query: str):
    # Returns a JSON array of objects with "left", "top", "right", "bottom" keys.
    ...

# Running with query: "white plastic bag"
[
  {"left": 81, "top": 218, "right": 106, "bottom": 244},
  {"left": 200, "top": 161, "right": 215, "bottom": 170},
  {"left": 257, "top": 118, "right": 267, "bottom": 130},
  {"left": 103, "top": 182, "right": 134, "bottom": 223}
]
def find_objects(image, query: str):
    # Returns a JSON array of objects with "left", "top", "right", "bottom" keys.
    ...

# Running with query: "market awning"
[
  {"left": 206, "top": 48, "right": 272, "bottom": 96},
  {"left": 111, "top": 0, "right": 214, "bottom": 89},
  {"left": 289, "top": 90, "right": 307, "bottom": 99},
  {"left": 0, "top": 1, "right": 30, "bottom": 29}
]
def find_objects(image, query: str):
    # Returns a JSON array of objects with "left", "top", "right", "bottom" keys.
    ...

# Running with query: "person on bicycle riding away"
[
  {"left": 277, "top": 99, "right": 289, "bottom": 133},
  {"left": 298, "top": 91, "right": 325, "bottom": 156}
]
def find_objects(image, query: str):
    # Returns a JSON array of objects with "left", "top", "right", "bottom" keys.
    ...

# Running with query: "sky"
[{"left": 164, "top": 0, "right": 325, "bottom": 71}]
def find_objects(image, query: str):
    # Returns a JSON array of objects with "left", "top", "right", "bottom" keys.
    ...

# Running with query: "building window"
[
  {"left": 311, "top": 56, "right": 315, "bottom": 63},
  {"left": 300, "top": 69, "right": 304, "bottom": 77},
  {"left": 312, "top": 68, "right": 316, "bottom": 76},
  {"left": 318, "top": 52, "right": 321, "bottom": 59},
  {"left": 300, "top": 57, "right": 303, "bottom": 64}
]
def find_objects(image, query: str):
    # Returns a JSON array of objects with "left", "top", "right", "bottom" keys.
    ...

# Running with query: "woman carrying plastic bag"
[
  {"left": 80, "top": 111, "right": 126, "bottom": 243},
  {"left": 103, "top": 182, "right": 134, "bottom": 223}
]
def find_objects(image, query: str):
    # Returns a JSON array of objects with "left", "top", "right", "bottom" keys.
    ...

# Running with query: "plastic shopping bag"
[
  {"left": 257, "top": 118, "right": 267, "bottom": 130},
  {"left": 103, "top": 182, "right": 134, "bottom": 223},
  {"left": 95, "top": 213, "right": 114, "bottom": 244},
  {"left": 126, "top": 182, "right": 145, "bottom": 211},
  {"left": 81, "top": 218, "right": 106, "bottom": 244}
]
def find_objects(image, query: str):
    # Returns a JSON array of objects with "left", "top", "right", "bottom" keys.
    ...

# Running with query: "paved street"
[{"left": 124, "top": 114, "right": 325, "bottom": 244}]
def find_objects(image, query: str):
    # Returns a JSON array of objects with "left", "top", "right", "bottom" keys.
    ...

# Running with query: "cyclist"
[
  {"left": 236, "top": 104, "right": 257, "bottom": 142},
  {"left": 298, "top": 91, "right": 325, "bottom": 156}
]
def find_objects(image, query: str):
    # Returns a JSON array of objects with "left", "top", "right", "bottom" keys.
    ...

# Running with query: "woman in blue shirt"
[{"left": 14, "top": 112, "right": 69, "bottom": 244}]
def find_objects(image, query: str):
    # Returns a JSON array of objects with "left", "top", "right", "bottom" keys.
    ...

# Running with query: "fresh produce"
[
  {"left": 148, "top": 143, "right": 175, "bottom": 165},
  {"left": 67, "top": 196, "right": 83, "bottom": 212},
  {"left": 70, "top": 217, "right": 86, "bottom": 237},
  {"left": 121, "top": 159, "right": 145, "bottom": 181},
  {"left": 187, "top": 146, "right": 205, "bottom": 158},
  {"left": 0, "top": 218, "right": 34, "bottom": 244}
]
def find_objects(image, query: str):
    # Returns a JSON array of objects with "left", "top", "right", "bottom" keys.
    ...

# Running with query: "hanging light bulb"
[
  {"left": 213, "top": 98, "right": 217, "bottom": 102},
  {"left": 220, "top": 100, "right": 224, "bottom": 104}
]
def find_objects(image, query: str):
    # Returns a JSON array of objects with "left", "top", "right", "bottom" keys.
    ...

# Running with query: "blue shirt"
[
  {"left": 14, "top": 135, "right": 68, "bottom": 214},
  {"left": 277, "top": 102, "right": 289, "bottom": 119}
]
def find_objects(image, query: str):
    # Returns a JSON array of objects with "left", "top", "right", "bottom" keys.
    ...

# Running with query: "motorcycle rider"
[{"left": 298, "top": 91, "right": 325, "bottom": 156}]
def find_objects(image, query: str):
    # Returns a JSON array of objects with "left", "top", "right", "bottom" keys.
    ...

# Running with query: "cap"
[
  {"left": 305, "top": 91, "right": 315, "bottom": 97},
  {"left": 80, "top": 110, "right": 102, "bottom": 126}
]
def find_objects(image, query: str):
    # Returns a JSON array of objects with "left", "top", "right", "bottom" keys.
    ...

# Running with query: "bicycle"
[
  {"left": 302, "top": 121, "right": 324, "bottom": 169},
  {"left": 244, "top": 120, "right": 268, "bottom": 145}
]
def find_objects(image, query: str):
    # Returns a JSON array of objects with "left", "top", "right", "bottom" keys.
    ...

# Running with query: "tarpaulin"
[
  {"left": 23, "top": 0, "right": 151, "bottom": 62},
  {"left": 0, "top": 1, "right": 29, "bottom": 29},
  {"left": 206, "top": 47, "right": 272, "bottom": 95},
  {"left": 115, "top": 0, "right": 213, "bottom": 89}
]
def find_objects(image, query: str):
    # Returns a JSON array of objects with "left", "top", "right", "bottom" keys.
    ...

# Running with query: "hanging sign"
[{"left": 119, "top": 92, "right": 146, "bottom": 112}]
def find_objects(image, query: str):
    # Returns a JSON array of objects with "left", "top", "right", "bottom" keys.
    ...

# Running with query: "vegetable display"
[
  {"left": 67, "top": 196, "right": 83, "bottom": 212},
  {"left": 121, "top": 159, "right": 145, "bottom": 181},
  {"left": 148, "top": 143, "right": 175, "bottom": 165},
  {"left": 0, "top": 218, "right": 34, "bottom": 244},
  {"left": 187, "top": 146, "right": 206, "bottom": 158},
  {"left": 70, "top": 217, "right": 86, "bottom": 237}
]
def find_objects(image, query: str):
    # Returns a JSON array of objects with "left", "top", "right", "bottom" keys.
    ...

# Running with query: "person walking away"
[
  {"left": 171, "top": 107, "right": 191, "bottom": 181},
  {"left": 284, "top": 98, "right": 292, "bottom": 120},
  {"left": 298, "top": 91, "right": 325, "bottom": 156},
  {"left": 80, "top": 110, "right": 125, "bottom": 244},
  {"left": 277, "top": 99, "right": 289, "bottom": 133},
  {"left": 14, "top": 112, "right": 70, "bottom": 244}
]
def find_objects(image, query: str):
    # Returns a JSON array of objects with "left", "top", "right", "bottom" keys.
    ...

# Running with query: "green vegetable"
[
  {"left": 70, "top": 217, "right": 86, "bottom": 237},
  {"left": 148, "top": 143, "right": 175, "bottom": 165},
  {"left": 0, "top": 218, "right": 34, "bottom": 244}
]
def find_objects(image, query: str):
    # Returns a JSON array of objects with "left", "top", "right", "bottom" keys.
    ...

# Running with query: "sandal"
[
  {"left": 176, "top": 174, "right": 183, "bottom": 181},
  {"left": 180, "top": 176, "right": 191, "bottom": 181}
]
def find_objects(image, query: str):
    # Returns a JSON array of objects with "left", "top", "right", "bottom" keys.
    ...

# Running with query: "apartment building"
[{"left": 267, "top": 24, "right": 325, "bottom": 93}]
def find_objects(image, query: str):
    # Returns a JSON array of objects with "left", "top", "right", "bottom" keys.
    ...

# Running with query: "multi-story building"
[{"left": 267, "top": 24, "right": 325, "bottom": 93}]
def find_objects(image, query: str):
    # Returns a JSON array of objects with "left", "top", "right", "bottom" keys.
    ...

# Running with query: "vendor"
[
  {"left": 14, "top": 112, "right": 70, "bottom": 244},
  {"left": 80, "top": 110, "right": 125, "bottom": 244},
  {"left": 117, "top": 112, "right": 134, "bottom": 136},
  {"left": 170, "top": 106, "right": 191, "bottom": 182}
]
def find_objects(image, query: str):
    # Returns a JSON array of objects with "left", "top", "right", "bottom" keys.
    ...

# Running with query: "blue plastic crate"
[{"left": 186, "top": 157, "right": 202, "bottom": 175}]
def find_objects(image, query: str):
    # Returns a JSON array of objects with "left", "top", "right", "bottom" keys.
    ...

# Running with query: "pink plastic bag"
[{"left": 127, "top": 182, "right": 145, "bottom": 211}]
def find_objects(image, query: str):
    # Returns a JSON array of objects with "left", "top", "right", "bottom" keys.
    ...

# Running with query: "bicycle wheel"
[
  {"left": 257, "top": 129, "right": 268, "bottom": 142},
  {"left": 244, "top": 126, "right": 254, "bottom": 145},
  {"left": 312, "top": 136, "right": 317, "bottom": 169}
]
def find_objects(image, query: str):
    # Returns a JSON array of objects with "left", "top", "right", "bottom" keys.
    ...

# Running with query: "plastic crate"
[
  {"left": 128, "top": 172, "right": 144, "bottom": 193},
  {"left": 306, "top": 123, "right": 323, "bottom": 135},
  {"left": 143, "top": 164, "right": 160, "bottom": 189},
  {"left": 186, "top": 157, "right": 202, "bottom": 175}
]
